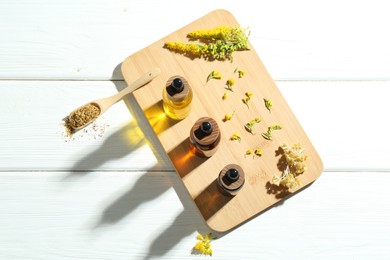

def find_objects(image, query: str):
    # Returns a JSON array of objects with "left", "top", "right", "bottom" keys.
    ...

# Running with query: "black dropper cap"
[
  {"left": 226, "top": 168, "right": 240, "bottom": 182},
  {"left": 200, "top": 121, "right": 213, "bottom": 135},
  {"left": 170, "top": 78, "right": 184, "bottom": 93}
]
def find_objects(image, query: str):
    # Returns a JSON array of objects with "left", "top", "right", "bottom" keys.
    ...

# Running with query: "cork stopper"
[
  {"left": 165, "top": 75, "right": 191, "bottom": 102},
  {"left": 190, "top": 117, "right": 220, "bottom": 146},
  {"left": 218, "top": 164, "right": 245, "bottom": 193}
]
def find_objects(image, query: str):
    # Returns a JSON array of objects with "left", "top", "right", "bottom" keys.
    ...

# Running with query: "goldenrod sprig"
[
  {"left": 230, "top": 132, "right": 241, "bottom": 142},
  {"left": 222, "top": 92, "right": 228, "bottom": 100},
  {"left": 242, "top": 92, "right": 253, "bottom": 109},
  {"left": 223, "top": 111, "right": 235, "bottom": 122},
  {"left": 233, "top": 68, "right": 245, "bottom": 78},
  {"left": 262, "top": 125, "right": 282, "bottom": 140},
  {"left": 254, "top": 148, "right": 263, "bottom": 158},
  {"left": 225, "top": 78, "right": 235, "bottom": 92},
  {"left": 165, "top": 26, "right": 250, "bottom": 61},
  {"left": 264, "top": 98, "right": 272, "bottom": 112},
  {"left": 207, "top": 70, "right": 222, "bottom": 82},
  {"left": 193, "top": 232, "right": 216, "bottom": 256},
  {"left": 187, "top": 26, "right": 250, "bottom": 49},
  {"left": 244, "top": 117, "right": 261, "bottom": 134},
  {"left": 245, "top": 149, "right": 253, "bottom": 157},
  {"left": 245, "top": 147, "right": 263, "bottom": 158}
]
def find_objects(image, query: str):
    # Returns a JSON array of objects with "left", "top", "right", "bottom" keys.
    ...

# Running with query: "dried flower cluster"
[
  {"left": 65, "top": 103, "right": 100, "bottom": 133},
  {"left": 193, "top": 233, "right": 216, "bottom": 256},
  {"left": 271, "top": 143, "right": 308, "bottom": 189},
  {"left": 164, "top": 26, "right": 250, "bottom": 61}
]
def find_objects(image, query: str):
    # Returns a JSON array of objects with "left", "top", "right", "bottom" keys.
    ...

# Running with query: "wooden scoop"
[{"left": 67, "top": 67, "right": 161, "bottom": 131}]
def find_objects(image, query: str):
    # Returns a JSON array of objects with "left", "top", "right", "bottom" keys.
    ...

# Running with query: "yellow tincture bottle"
[{"left": 162, "top": 75, "right": 193, "bottom": 120}]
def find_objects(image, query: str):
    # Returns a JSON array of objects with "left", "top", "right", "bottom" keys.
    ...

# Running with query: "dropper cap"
[
  {"left": 171, "top": 78, "right": 184, "bottom": 93},
  {"left": 165, "top": 75, "right": 190, "bottom": 101},
  {"left": 226, "top": 168, "right": 240, "bottom": 182},
  {"left": 200, "top": 121, "right": 213, "bottom": 135}
]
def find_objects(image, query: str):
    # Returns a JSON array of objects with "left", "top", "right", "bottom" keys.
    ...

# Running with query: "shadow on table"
[
  {"left": 62, "top": 120, "right": 147, "bottom": 179},
  {"left": 112, "top": 63, "right": 214, "bottom": 258},
  {"left": 63, "top": 63, "right": 226, "bottom": 259}
]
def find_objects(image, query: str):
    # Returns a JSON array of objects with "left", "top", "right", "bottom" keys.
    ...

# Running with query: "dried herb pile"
[{"left": 65, "top": 103, "right": 100, "bottom": 134}]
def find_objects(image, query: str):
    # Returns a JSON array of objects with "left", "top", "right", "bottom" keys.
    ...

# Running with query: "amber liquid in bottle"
[
  {"left": 189, "top": 117, "right": 221, "bottom": 158},
  {"left": 162, "top": 76, "right": 193, "bottom": 120}
]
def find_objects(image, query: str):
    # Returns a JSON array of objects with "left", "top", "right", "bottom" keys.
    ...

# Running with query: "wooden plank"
[
  {"left": 122, "top": 9, "right": 323, "bottom": 231},
  {"left": 1, "top": 80, "right": 390, "bottom": 171},
  {"left": 0, "top": 80, "right": 171, "bottom": 171},
  {"left": 0, "top": 171, "right": 389, "bottom": 259},
  {"left": 0, "top": 1, "right": 390, "bottom": 80}
]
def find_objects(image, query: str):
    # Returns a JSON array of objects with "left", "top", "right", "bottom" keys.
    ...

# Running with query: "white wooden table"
[{"left": 1, "top": 1, "right": 390, "bottom": 259}]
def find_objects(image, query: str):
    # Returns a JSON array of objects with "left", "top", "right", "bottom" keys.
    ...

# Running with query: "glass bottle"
[
  {"left": 189, "top": 117, "right": 221, "bottom": 158},
  {"left": 162, "top": 75, "right": 193, "bottom": 120},
  {"left": 217, "top": 164, "right": 245, "bottom": 196}
]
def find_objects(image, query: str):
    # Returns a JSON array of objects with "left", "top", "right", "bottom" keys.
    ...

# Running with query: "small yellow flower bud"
[
  {"left": 223, "top": 111, "right": 235, "bottom": 122},
  {"left": 230, "top": 132, "right": 241, "bottom": 142},
  {"left": 222, "top": 92, "right": 228, "bottom": 100}
]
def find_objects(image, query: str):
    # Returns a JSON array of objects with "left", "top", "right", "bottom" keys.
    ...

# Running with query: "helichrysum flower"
[
  {"left": 193, "top": 233, "right": 215, "bottom": 256},
  {"left": 271, "top": 143, "right": 308, "bottom": 189}
]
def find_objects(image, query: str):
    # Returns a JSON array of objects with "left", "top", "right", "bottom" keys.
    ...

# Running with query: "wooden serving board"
[{"left": 121, "top": 9, "right": 323, "bottom": 232}]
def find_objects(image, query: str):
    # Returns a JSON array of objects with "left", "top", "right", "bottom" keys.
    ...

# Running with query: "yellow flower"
[
  {"left": 262, "top": 125, "right": 282, "bottom": 140},
  {"left": 244, "top": 117, "right": 261, "bottom": 134},
  {"left": 245, "top": 149, "right": 253, "bottom": 157},
  {"left": 207, "top": 70, "right": 222, "bottom": 82},
  {"left": 264, "top": 98, "right": 272, "bottom": 112},
  {"left": 226, "top": 78, "right": 235, "bottom": 91},
  {"left": 238, "top": 70, "right": 245, "bottom": 78},
  {"left": 242, "top": 92, "right": 253, "bottom": 109},
  {"left": 230, "top": 132, "right": 241, "bottom": 142},
  {"left": 223, "top": 111, "right": 235, "bottom": 122},
  {"left": 196, "top": 234, "right": 204, "bottom": 240},
  {"left": 254, "top": 148, "right": 263, "bottom": 157},
  {"left": 164, "top": 42, "right": 204, "bottom": 57},
  {"left": 193, "top": 232, "right": 215, "bottom": 256},
  {"left": 222, "top": 92, "right": 228, "bottom": 100}
]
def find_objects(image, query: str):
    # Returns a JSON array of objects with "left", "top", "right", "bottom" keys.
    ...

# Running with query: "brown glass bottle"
[
  {"left": 217, "top": 164, "right": 245, "bottom": 196},
  {"left": 162, "top": 75, "right": 193, "bottom": 120},
  {"left": 189, "top": 117, "right": 221, "bottom": 158}
]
